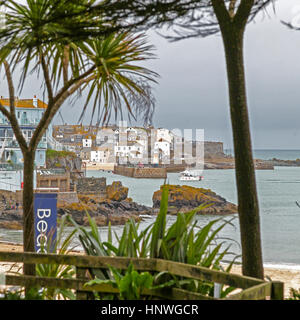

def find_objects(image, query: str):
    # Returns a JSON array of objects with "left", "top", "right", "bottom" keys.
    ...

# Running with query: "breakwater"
[{"left": 113, "top": 165, "right": 167, "bottom": 179}]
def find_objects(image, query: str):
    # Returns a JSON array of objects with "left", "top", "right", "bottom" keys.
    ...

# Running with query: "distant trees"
[{"left": 0, "top": 0, "right": 157, "bottom": 281}]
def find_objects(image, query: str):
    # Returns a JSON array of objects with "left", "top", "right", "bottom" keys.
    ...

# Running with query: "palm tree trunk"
[
  {"left": 22, "top": 151, "right": 36, "bottom": 278},
  {"left": 222, "top": 27, "right": 264, "bottom": 279}
]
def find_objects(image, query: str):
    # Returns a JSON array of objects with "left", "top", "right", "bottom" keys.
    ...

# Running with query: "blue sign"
[{"left": 34, "top": 193, "right": 57, "bottom": 253}]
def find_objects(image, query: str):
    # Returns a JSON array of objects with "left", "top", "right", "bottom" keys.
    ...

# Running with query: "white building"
[
  {"left": 96, "top": 127, "right": 116, "bottom": 146},
  {"left": 82, "top": 138, "right": 92, "bottom": 148},
  {"left": 153, "top": 139, "right": 171, "bottom": 164},
  {"left": 156, "top": 128, "right": 173, "bottom": 144},
  {"left": 114, "top": 141, "right": 144, "bottom": 160},
  {"left": 154, "top": 140, "right": 170, "bottom": 156},
  {"left": 90, "top": 147, "right": 111, "bottom": 163}
]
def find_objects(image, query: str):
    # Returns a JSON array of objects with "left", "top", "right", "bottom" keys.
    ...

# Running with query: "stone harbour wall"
[{"left": 114, "top": 165, "right": 167, "bottom": 179}]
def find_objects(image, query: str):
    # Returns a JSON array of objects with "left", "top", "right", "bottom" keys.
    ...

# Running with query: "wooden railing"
[{"left": 0, "top": 251, "right": 284, "bottom": 300}]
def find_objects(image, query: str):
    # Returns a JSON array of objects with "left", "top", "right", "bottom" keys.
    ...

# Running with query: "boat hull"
[{"left": 179, "top": 176, "right": 202, "bottom": 181}]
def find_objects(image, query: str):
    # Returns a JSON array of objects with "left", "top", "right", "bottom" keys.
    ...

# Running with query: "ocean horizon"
[{"left": 225, "top": 149, "right": 300, "bottom": 161}]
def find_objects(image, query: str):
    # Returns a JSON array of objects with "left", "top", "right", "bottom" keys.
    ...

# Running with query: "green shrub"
[
  {"left": 0, "top": 288, "right": 43, "bottom": 300},
  {"left": 68, "top": 185, "right": 239, "bottom": 299},
  {"left": 288, "top": 288, "right": 300, "bottom": 300},
  {"left": 35, "top": 214, "right": 77, "bottom": 300},
  {"left": 46, "top": 149, "right": 77, "bottom": 160}
]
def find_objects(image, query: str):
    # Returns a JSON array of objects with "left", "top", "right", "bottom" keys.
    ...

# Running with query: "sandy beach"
[
  {"left": 230, "top": 264, "right": 300, "bottom": 299},
  {"left": 0, "top": 242, "right": 299, "bottom": 299}
]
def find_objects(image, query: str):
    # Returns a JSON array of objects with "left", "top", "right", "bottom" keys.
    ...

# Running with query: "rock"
[
  {"left": 204, "top": 157, "right": 274, "bottom": 170},
  {"left": 0, "top": 180, "right": 152, "bottom": 230},
  {"left": 267, "top": 158, "right": 300, "bottom": 167},
  {"left": 0, "top": 220, "right": 22, "bottom": 230},
  {"left": 106, "top": 181, "right": 128, "bottom": 202},
  {"left": 57, "top": 183, "right": 153, "bottom": 227},
  {"left": 46, "top": 150, "right": 82, "bottom": 171},
  {"left": 0, "top": 210, "right": 23, "bottom": 230},
  {"left": 152, "top": 185, "right": 237, "bottom": 215},
  {"left": 76, "top": 177, "right": 107, "bottom": 197}
]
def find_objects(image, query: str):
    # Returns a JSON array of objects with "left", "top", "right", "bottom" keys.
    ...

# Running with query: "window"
[{"left": 7, "top": 129, "right": 13, "bottom": 137}]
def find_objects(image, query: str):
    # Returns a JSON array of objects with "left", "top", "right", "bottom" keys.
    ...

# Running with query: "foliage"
[
  {"left": 46, "top": 149, "right": 77, "bottom": 160},
  {"left": 0, "top": 216, "right": 77, "bottom": 300},
  {"left": 0, "top": 0, "right": 158, "bottom": 126},
  {"left": 68, "top": 185, "right": 239, "bottom": 299},
  {"left": 0, "top": 1, "right": 275, "bottom": 44},
  {"left": 85, "top": 262, "right": 180, "bottom": 300},
  {"left": 85, "top": 263, "right": 153, "bottom": 300},
  {"left": 35, "top": 215, "right": 77, "bottom": 300},
  {"left": 0, "top": 215, "right": 77, "bottom": 300},
  {"left": 35, "top": 214, "right": 77, "bottom": 300},
  {"left": 0, "top": 0, "right": 158, "bottom": 262},
  {"left": 288, "top": 288, "right": 300, "bottom": 300},
  {"left": 0, "top": 287, "right": 43, "bottom": 300}
]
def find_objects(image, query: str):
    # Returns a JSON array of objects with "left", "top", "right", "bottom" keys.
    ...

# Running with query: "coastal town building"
[
  {"left": 0, "top": 96, "right": 54, "bottom": 167},
  {"left": 91, "top": 146, "right": 112, "bottom": 163},
  {"left": 52, "top": 123, "right": 225, "bottom": 168},
  {"left": 82, "top": 137, "right": 93, "bottom": 148},
  {"left": 95, "top": 126, "right": 117, "bottom": 146},
  {"left": 114, "top": 140, "right": 145, "bottom": 162},
  {"left": 80, "top": 147, "right": 92, "bottom": 162},
  {"left": 149, "top": 128, "right": 172, "bottom": 164},
  {"left": 153, "top": 139, "right": 171, "bottom": 164},
  {"left": 52, "top": 124, "right": 98, "bottom": 153}
]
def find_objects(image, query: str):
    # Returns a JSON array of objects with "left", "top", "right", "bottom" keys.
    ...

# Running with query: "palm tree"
[{"left": 0, "top": 0, "right": 158, "bottom": 281}]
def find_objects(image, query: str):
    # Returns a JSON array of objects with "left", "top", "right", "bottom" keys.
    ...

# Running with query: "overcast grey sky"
[
  {"left": 140, "top": 0, "right": 300, "bottom": 150},
  {"left": 60, "top": 0, "right": 300, "bottom": 149},
  {"left": 2, "top": 0, "right": 300, "bottom": 149}
]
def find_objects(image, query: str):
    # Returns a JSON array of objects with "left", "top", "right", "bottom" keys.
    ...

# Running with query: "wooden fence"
[{"left": 0, "top": 251, "right": 284, "bottom": 300}]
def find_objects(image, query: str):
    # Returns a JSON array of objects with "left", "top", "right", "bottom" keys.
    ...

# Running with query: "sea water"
[
  {"left": 1, "top": 152, "right": 300, "bottom": 269},
  {"left": 225, "top": 149, "right": 300, "bottom": 161},
  {"left": 83, "top": 167, "right": 300, "bottom": 268}
]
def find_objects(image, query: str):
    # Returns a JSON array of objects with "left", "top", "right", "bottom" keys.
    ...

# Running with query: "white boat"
[{"left": 179, "top": 170, "right": 203, "bottom": 181}]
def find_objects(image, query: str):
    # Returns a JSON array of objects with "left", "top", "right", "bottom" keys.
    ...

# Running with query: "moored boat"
[{"left": 179, "top": 170, "right": 203, "bottom": 181}]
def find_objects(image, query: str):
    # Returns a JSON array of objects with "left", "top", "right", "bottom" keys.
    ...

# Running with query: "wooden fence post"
[
  {"left": 271, "top": 281, "right": 284, "bottom": 300},
  {"left": 76, "top": 267, "right": 89, "bottom": 300},
  {"left": 214, "top": 283, "right": 221, "bottom": 299}
]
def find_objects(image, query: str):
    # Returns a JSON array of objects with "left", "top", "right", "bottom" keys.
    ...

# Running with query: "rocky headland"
[
  {"left": 152, "top": 184, "right": 238, "bottom": 215},
  {"left": 0, "top": 179, "right": 238, "bottom": 230},
  {"left": 46, "top": 149, "right": 82, "bottom": 172},
  {"left": 58, "top": 181, "right": 152, "bottom": 227},
  {"left": 0, "top": 181, "right": 153, "bottom": 230},
  {"left": 204, "top": 154, "right": 300, "bottom": 170},
  {"left": 204, "top": 155, "right": 275, "bottom": 170},
  {"left": 267, "top": 158, "right": 300, "bottom": 167}
]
